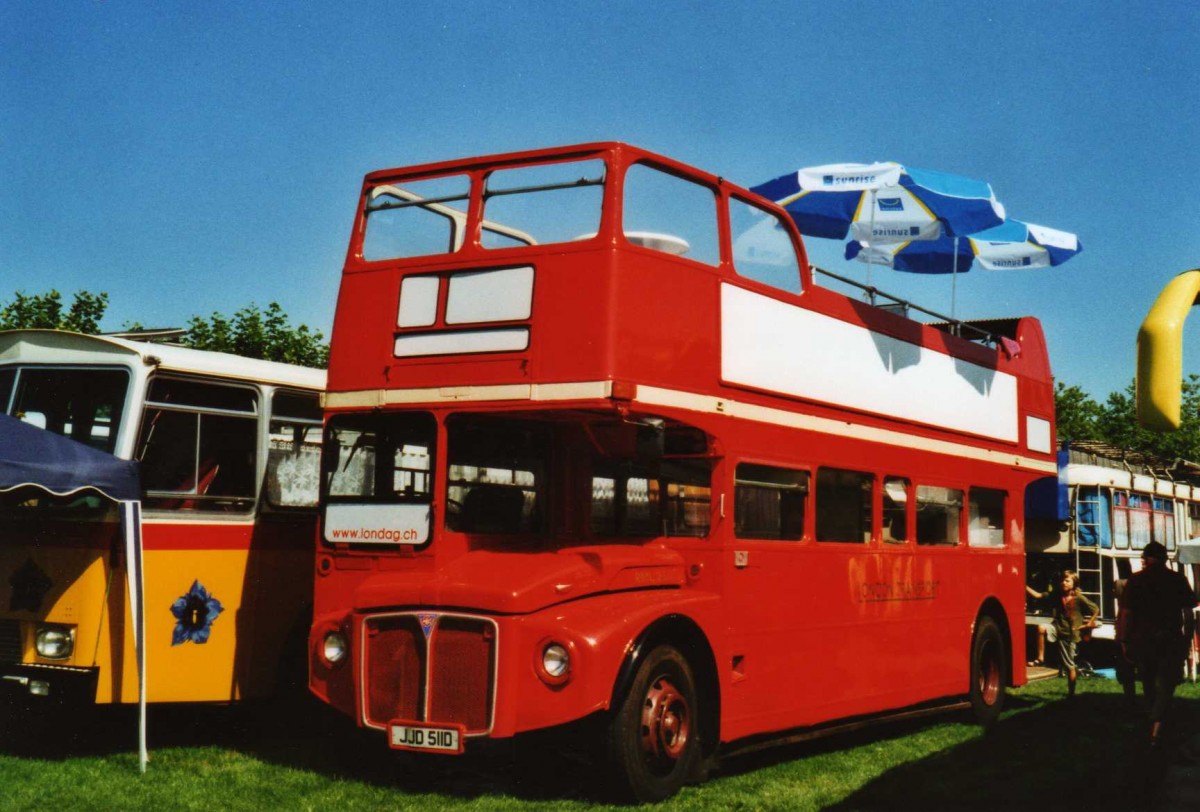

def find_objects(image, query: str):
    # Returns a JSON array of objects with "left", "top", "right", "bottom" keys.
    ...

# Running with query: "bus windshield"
[
  {"left": 361, "top": 159, "right": 605, "bottom": 261},
  {"left": 322, "top": 412, "right": 437, "bottom": 546},
  {"left": 1, "top": 366, "right": 129, "bottom": 454}
]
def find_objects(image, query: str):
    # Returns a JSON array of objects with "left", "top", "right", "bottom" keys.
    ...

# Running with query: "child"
[{"left": 1026, "top": 570, "right": 1099, "bottom": 698}]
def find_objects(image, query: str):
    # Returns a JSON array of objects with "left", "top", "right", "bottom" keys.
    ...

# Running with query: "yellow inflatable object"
[{"left": 1137, "top": 269, "right": 1200, "bottom": 431}]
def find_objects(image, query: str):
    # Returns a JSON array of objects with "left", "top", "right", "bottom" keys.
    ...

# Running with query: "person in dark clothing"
[
  {"left": 1113, "top": 576, "right": 1137, "bottom": 706},
  {"left": 1117, "top": 541, "right": 1197, "bottom": 747},
  {"left": 1026, "top": 570, "right": 1099, "bottom": 698}
]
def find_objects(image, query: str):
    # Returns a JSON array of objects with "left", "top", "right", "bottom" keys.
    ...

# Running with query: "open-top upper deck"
[{"left": 327, "top": 142, "right": 1055, "bottom": 467}]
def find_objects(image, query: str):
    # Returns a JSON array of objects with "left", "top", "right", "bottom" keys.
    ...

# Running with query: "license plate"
[{"left": 388, "top": 722, "right": 464, "bottom": 754}]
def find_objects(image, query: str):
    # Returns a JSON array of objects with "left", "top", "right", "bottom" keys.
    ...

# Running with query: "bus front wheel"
[
  {"left": 608, "top": 645, "right": 701, "bottom": 802},
  {"left": 969, "top": 615, "right": 1006, "bottom": 728}
]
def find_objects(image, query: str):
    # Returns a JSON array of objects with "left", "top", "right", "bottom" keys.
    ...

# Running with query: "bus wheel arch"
[
  {"left": 969, "top": 603, "right": 1009, "bottom": 728},
  {"left": 606, "top": 615, "right": 719, "bottom": 800}
]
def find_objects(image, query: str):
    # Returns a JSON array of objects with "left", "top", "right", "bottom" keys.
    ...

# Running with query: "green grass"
[{"left": 3, "top": 677, "right": 1198, "bottom": 811}]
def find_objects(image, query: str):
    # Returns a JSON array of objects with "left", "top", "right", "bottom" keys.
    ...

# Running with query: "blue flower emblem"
[{"left": 170, "top": 579, "right": 224, "bottom": 646}]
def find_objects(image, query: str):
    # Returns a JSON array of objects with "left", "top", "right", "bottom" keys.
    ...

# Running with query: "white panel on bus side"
[{"left": 720, "top": 284, "right": 1019, "bottom": 443}]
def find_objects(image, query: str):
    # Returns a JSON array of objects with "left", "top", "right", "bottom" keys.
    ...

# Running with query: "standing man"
[{"left": 1117, "top": 541, "right": 1197, "bottom": 747}]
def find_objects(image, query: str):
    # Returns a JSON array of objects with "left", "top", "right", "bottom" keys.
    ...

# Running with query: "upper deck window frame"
[
  {"left": 357, "top": 153, "right": 610, "bottom": 263},
  {"left": 349, "top": 143, "right": 814, "bottom": 293}
]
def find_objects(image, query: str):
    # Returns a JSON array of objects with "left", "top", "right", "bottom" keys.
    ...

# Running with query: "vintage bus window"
[
  {"left": 968, "top": 487, "right": 1006, "bottom": 547},
  {"left": 0, "top": 368, "right": 13, "bottom": 410},
  {"left": 734, "top": 463, "right": 808, "bottom": 541},
  {"left": 591, "top": 472, "right": 663, "bottom": 536},
  {"left": 481, "top": 160, "right": 604, "bottom": 249},
  {"left": 883, "top": 476, "right": 910, "bottom": 544},
  {"left": 324, "top": 412, "right": 435, "bottom": 502},
  {"left": 363, "top": 174, "right": 471, "bottom": 260},
  {"left": 1113, "top": 491, "right": 1130, "bottom": 549},
  {"left": 445, "top": 416, "right": 545, "bottom": 534},
  {"left": 623, "top": 162, "right": 719, "bottom": 266},
  {"left": 1116, "top": 493, "right": 1154, "bottom": 551},
  {"left": 591, "top": 456, "right": 712, "bottom": 538},
  {"left": 5, "top": 367, "right": 129, "bottom": 453},
  {"left": 265, "top": 390, "right": 323, "bottom": 509},
  {"left": 816, "top": 468, "right": 872, "bottom": 543},
  {"left": 1153, "top": 497, "right": 1175, "bottom": 550},
  {"left": 664, "top": 460, "right": 712, "bottom": 537},
  {"left": 917, "top": 485, "right": 963, "bottom": 546},
  {"left": 138, "top": 379, "right": 259, "bottom": 511},
  {"left": 729, "top": 196, "right": 803, "bottom": 294}
]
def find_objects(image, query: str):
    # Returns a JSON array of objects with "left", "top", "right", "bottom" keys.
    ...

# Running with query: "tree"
[
  {"left": 4, "top": 289, "right": 328, "bottom": 369},
  {"left": 1096, "top": 377, "right": 1200, "bottom": 463},
  {"left": 0, "top": 290, "right": 109, "bottom": 334},
  {"left": 1054, "top": 382, "right": 1103, "bottom": 443},
  {"left": 184, "top": 302, "right": 328, "bottom": 368}
]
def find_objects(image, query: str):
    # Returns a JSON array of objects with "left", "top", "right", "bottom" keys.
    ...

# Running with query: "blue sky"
[{"left": 2, "top": 2, "right": 1198, "bottom": 401}]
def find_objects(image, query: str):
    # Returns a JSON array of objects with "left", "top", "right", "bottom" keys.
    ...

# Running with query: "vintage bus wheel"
[
  {"left": 609, "top": 645, "right": 701, "bottom": 802},
  {"left": 969, "top": 616, "right": 1006, "bottom": 728}
]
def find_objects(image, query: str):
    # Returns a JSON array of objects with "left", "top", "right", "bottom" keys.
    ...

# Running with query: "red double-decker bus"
[{"left": 309, "top": 143, "right": 1057, "bottom": 801}]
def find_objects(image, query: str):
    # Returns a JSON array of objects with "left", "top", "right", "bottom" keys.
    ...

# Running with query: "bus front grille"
[
  {"left": 362, "top": 612, "right": 496, "bottom": 735},
  {"left": 0, "top": 620, "right": 21, "bottom": 662}
]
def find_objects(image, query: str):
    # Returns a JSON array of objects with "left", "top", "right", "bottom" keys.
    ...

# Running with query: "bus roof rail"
[{"left": 811, "top": 265, "right": 999, "bottom": 347}]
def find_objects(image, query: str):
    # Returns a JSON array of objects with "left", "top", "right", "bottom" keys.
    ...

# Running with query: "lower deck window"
[
  {"left": 917, "top": 485, "right": 963, "bottom": 545},
  {"left": 969, "top": 487, "right": 1006, "bottom": 547},
  {"left": 883, "top": 476, "right": 910, "bottom": 544},
  {"left": 735, "top": 463, "right": 808, "bottom": 540},
  {"left": 445, "top": 417, "right": 545, "bottom": 534},
  {"left": 592, "top": 458, "right": 712, "bottom": 538},
  {"left": 816, "top": 468, "right": 872, "bottom": 543}
]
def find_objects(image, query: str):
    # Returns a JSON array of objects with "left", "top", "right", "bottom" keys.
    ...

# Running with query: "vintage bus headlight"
[
  {"left": 322, "top": 631, "right": 349, "bottom": 665},
  {"left": 535, "top": 639, "right": 572, "bottom": 686},
  {"left": 35, "top": 625, "right": 75, "bottom": 660}
]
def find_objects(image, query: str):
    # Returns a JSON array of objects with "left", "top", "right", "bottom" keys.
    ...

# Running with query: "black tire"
[
  {"left": 969, "top": 616, "right": 1007, "bottom": 728},
  {"left": 608, "top": 645, "right": 702, "bottom": 803}
]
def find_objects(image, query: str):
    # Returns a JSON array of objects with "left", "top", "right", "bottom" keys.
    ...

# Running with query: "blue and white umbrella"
[
  {"left": 845, "top": 219, "right": 1083, "bottom": 273},
  {"left": 750, "top": 161, "right": 1005, "bottom": 245},
  {"left": 845, "top": 219, "right": 1082, "bottom": 317}
]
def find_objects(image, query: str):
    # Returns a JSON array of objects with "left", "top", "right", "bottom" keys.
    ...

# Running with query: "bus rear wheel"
[
  {"left": 608, "top": 645, "right": 701, "bottom": 803},
  {"left": 969, "top": 615, "right": 1006, "bottom": 728}
]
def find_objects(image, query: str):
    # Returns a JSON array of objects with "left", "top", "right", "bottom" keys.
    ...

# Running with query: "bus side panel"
[{"left": 98, "top": 517, "right": 313, "bottom": 703}]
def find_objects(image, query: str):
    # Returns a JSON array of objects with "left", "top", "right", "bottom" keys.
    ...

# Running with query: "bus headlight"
[
  {"left": 35, "top": 625, "right": 75, "bottom": 660},
  {"left": 535, "top": 639, "right": 572, "bottom": 686},
  {"left": 322, "top": 631, "right": 349, "bottom": 665}
]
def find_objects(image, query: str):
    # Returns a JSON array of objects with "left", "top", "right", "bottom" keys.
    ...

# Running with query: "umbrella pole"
[
  {"left": 951, "top": 236, "right": 959, "bottom": 326},
  {"left": 866, "top": 191, "right": 876, "bottom": 294}
]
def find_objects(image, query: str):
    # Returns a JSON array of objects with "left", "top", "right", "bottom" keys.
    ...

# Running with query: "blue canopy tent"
[{"left": 0, "top": 414, "right": 147, "bottom": 772}]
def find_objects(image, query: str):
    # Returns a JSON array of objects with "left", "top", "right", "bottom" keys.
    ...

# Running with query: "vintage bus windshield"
[
  {"left": 361, "top": 159, "right": 605, "bottom": 261},
  {"left": 0, "top": 366, "right": 129, "bottom": 454},
  {"left": 322, "top": 412, "right": 436, "bottom": 546}
]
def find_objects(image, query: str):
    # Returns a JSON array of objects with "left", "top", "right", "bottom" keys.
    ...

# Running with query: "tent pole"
[{"left": 121, "top": 500, "right": 148, "bottom": 773}]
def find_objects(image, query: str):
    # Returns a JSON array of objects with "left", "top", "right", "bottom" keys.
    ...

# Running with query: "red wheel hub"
[
  {"left": 640, "top": 676, "right": 691, "bottom": 761},
  {"left": 978, "top": 640, "right": 1001, "bottom": 704}
]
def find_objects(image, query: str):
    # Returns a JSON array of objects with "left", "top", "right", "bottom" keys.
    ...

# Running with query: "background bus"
[
  {"left": 1, "top": 329, "right": 324, "bottom": 710},
  {"left": 1027, "top": 441, "right": 1200, "bottom": 636},
  {"left": 308, "top": 143, "right": 1057, "bottom": 801}
]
